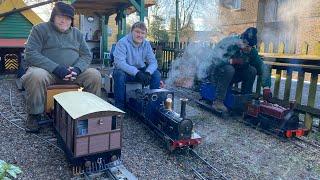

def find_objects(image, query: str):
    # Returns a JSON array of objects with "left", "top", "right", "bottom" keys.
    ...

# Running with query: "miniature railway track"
[
  {"left": 71, "top": 159, "right": 137, "bottom": 180},
  {"left": 0, "top": 80, "right": 63, "bottom": 152},
  {"left": 292, "top": 137, "right": 320, "bottom": 150},
  {"left": 175, "top": 148, "right": 228, "bottom": 180},
  {"left": 171, "top": 86, "right": 320, "bottom": 151},
  {"left": 189, "top": 149, "right": 229, "bottom": 180}
]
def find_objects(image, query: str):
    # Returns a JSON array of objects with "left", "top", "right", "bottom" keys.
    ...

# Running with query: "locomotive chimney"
[{"left": 180, "top": 98, "right": 188, "bottom": 119}]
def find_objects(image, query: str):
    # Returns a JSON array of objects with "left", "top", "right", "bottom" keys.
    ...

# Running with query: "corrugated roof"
[
  {"left": 54, "top": 91, "right": 124, "bottom": 120},
  {"left": 72, "top": 0, "right": 155, "bottom": 16},
  {"left": 0, "top": 0, "right": 43, "bottom": 25}
]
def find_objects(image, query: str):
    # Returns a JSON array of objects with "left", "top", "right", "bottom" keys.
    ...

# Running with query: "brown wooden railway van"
[
  {"left": 53, "top": 91, "right": 124, "bottom": 163},
  {"left": 45, "top": 84, "right": 80, "bottom": 114}
]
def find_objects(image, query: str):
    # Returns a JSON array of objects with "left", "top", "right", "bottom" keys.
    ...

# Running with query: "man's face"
[
  {"left": 54, "top": 15, "right": 72, "bottom": 32},
  {"left": 241, "top": 42, "right": 252, "bottom": 53},
  {"left": 132, "top": 27, "right": 146, "bottom": 45}
]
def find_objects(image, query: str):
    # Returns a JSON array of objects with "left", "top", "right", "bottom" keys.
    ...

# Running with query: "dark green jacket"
[
  {"left": 25, "top": 22, "right": 91, "bottom": 73},
  {"left": 212, "top": 35, "right": 271, "bottom": 87}
]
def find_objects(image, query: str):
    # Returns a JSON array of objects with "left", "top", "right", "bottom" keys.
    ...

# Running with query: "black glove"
[
  {"left": 53, "top": 65, "right": 69, "bottom": 79},
  {"left": 71, "top": 67, "right": 81, "bottom": 77},
  {"left": 135, "top": 71, "right": 147, "bottom": 85},
  {"left": 144, "top": 71, "right": 151, "bottom": 85}
]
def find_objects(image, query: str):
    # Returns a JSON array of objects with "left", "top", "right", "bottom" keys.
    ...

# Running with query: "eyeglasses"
[{"left": 133, "top": 29, "right": 146, "bottom": 36}]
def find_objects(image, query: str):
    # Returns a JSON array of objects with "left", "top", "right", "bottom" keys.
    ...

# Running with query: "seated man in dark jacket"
[
  {"left": 209, "top": 27, "right": 271, "bottom": 113},
  {"left": 22, "top": 2, "right": 101, "bottom": 133}
]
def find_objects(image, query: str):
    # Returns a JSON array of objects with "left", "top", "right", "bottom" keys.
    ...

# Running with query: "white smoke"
[
  {"left": 165, "top": 43, "right": 214, "bottom": 88},
  {"left": 165, "top": 36, "right": 243, "bottom": 88}
]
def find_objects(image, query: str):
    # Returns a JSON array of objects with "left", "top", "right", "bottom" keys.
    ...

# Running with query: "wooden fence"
[{"left": 153, "top": 41, "right": 320, "bottom": 131}]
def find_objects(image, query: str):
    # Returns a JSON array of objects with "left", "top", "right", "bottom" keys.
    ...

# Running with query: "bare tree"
[{"left": 149, "top": 0, "right": 218, "bottom": 41}]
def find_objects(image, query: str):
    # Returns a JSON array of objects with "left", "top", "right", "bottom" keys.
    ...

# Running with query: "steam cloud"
[{"left": 165, "top": 36, "right": 243, "bottom": 88}]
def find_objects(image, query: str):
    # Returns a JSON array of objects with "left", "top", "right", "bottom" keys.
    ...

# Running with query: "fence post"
[
  {"left": 301, "top": 42, "right": 308, "bottom": 55},
  {"left": 278, "top": 42, "right": 285, "bottom": 54},
  {"left": 304, "top": 73, "right": 318, "bottom": 130},
  {"left": 155, "top": 44, "right": 163, "bottom": 76},
  {"left": 174, "top": 41, "right": 179, "bottom": 59},
  {"left": 283, "top": 69, "right": 292, "bottom": 102},
  {"left": 314, "top": 41, "right": 320, "bottom": 56},
  {"left": 268, "top": 42, "right": 274, "bottom": 53},
  {"left": 259, "top": 42, "right": 265, "bottom": 53},
  {"left": 273, "top": 69, "right": 282, "bottom": 99},
  {"left": 295, "top": 71, "right": 305, "bottom": 104}
]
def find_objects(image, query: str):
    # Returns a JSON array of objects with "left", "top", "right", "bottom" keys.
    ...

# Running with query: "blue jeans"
[{"left": 113, "top": 68, "right": 161, "bottom": 109}]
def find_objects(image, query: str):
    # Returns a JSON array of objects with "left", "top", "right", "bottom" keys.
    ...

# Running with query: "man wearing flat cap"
[
  {"left": 22, "top": 2, "right": 101, "bottom": 132},
  {"left": 208, "top": 27, "right": 271, "bottom": 113}
]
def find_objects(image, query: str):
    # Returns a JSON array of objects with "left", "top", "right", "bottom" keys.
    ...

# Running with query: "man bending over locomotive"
[
  {"left": 113, "top": 22, "right": 161, "bottom": 109},
  {"left": 209, "top": 27, "right": 272, "bottom": 113},
  {"left": 22, "top": 2, "right": 101, "bottom": 133}
]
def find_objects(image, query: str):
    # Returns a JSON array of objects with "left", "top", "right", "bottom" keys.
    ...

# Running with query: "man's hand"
[
  {"left": 263, "top": 87, "right": 272, "bottom": 101},
  {"left": 62, "top": 71, "right": 77, "bottom": 81},
  {"left": 229, "top": 58, "right": 244, "bottom": 65},
  {"left": 65, "top": 67, "right": 81, "bottom": 81},
  {"left": 144, "top": 71, "right": 151, "bottom": 85},
  {"left": 53, "top": 65, "right": 70, "bottom": 80},
  {"left": 135, "top": 71, "right": 148, "bottom": 86},
  {"left": 68, "top": 67, "right": 81, "bottom": 76}
]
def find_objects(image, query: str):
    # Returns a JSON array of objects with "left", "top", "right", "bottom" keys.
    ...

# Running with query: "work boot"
[
  {"left": 26, "top": 114, "right": 40, "bottom": 133},
  {"left": 212, "top": 100, "right": 228, "bottom": 113}
]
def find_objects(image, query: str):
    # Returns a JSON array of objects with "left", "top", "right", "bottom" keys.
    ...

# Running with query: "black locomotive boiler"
[{"left": 126, "top": 88, "right": 202, "bottom": 151}]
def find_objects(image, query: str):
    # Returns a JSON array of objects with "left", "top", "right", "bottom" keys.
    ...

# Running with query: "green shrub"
[{"left": 0, "top": 160, "right": 22, "bottom": 180}]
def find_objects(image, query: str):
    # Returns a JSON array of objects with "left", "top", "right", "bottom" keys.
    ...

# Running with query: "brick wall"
[
  {"left": 218, "top": 0, "right": 320, "bottom": 55},
  {"left": 218, "top": 0, "right": 259, "bottom": 36}
]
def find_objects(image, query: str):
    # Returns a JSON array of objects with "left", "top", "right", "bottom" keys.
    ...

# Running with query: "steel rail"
[
  {"left": 191, "top": 166, "right": 207, "bottom": 180},
  {"left": 1, "top": 88, "right": 64, "bottom": 152},
  {"left": 189, "top": 149, "right": 229, "bottom": 180}
]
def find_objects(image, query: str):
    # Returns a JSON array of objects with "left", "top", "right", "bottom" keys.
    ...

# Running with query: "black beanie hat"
[
  {"left": 50, "top": 2, "right": 75, "bottom": 22},
  {"left": 241, "top": 27, "right": 257, "bottom": 47}
]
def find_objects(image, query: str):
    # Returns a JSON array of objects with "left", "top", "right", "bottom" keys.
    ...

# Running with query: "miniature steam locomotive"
[
  {"left": 126, "top": 87, "right": 201, "bottom": 151},
  {"left": 200, "top": 82, "right": 308, "bottom": 138},
  {"left": 244, "top": 100, "right": 309, "bottom": 138}
]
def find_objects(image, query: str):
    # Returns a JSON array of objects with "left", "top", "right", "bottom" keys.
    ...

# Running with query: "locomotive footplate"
[{"left": 171, "top": 132, "right": 202, "bottom": 149}]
